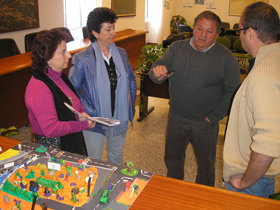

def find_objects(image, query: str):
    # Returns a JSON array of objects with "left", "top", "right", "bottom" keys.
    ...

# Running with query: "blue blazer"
[{"left": 69, "top": 45, "right": 137, "bottom": 135}]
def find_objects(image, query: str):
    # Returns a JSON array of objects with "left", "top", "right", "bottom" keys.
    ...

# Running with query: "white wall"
[
  {"left": 175, "top": 0, "right": 280, "bottom": 28},
  {"left": 0, "top": 0, "right": 279, "bottom": 53},
  {"left": 160, "top": 0, "right": 280, "bottom": 44},
  {"left": 0, "top": 0, "right": 146, "bottom": 53}
]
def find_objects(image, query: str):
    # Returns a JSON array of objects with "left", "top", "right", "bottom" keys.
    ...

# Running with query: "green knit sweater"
[{"left": 150, "top": 39, "right": 240, "bottom": 123}]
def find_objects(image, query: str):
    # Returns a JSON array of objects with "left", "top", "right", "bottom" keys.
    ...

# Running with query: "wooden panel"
[
  {"left": 115, "top": 33, "right": 145, "bottom": 69},
  {"left": 143, "top": 75, "right": 169, "bottom": 99},
  {"left": 0, "top": 68, "right": 31, "bottom": 128}
]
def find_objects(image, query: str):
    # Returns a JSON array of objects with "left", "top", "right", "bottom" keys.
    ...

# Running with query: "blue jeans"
[
  {"left": 226, "top": 177, "right": 275, "bottom": 198},
  {"left": 83, "top": 129, "right": 126, "bottom": 165}
]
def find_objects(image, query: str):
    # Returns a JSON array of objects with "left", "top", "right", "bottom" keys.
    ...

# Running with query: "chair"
[
  {"left": 224, "top": 29, "right": 238, "bottom": 36},
  {"left": 0, "top": 38, "right": 21, "bottom": 59},
  {"left": 233, "top": 23, "right": 239, "bottom": 29},
  {"left": 24, "top": 32, "right": 38, "bottom": 52},
  {"left": 181, "top": 32, "right": 193, "bottom": 39},
  {"left": 221, "top": 22, "right": 230, "bottom": 30},
  {"left": 225, "top": 35, "right": 239, "bottom": 50},
  {"left": 220, "top": 22, "right": 230, "bottom": 37},
  {"left": 82, "top": 26, "right": 89, "bottom": 39},
  {"left": 53, "top": 27, "right": 74, "bottom": 42},
  {"left": 216, "top": 36, "right": 231, "bottom": 49},
  {"left": 176, "top": 23, "right": 193, "bottom": 33},
  {"left": 232, "top": 38, "right": 250, "bottom": 73},
  {"left": 232, "top": 38, "right": 246, "bottom": 53},
  {"left": 163, "top": 34, "right": 185, "bottom": 48}
]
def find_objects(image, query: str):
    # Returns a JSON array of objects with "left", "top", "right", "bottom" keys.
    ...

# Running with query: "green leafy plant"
[
  {"left": 136, "top": 44, "right": 166, "bottom": 74},
  {"left": 170, "top": 15, "right": 186, "bottom": 33}
]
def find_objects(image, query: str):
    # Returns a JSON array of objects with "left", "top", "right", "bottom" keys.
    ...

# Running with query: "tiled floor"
[{"left": 11, "top": 96, "right": 279, "bottom": 191}]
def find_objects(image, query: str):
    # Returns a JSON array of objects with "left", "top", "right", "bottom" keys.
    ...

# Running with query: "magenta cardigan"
[{"left": 25, "top": 69, "right": 89, "bottom": 138}]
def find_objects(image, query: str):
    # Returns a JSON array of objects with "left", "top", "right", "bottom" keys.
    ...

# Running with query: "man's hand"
[
  {"left": 153, "top": 65, "right": 168, "bottom": 80},
  {"left": 205, "top": 116, "right": 211, "bottom": 123},
  {"left": 229, "top": 151, "right": 274, "bottom": 190},
  {"left": 229, "top": 174, "right": 246, "bottom": 190}
]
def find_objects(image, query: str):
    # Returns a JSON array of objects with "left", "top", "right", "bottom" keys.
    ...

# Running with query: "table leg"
[{"left": 137, "top": 75, "right": 154, "bottom": 122}]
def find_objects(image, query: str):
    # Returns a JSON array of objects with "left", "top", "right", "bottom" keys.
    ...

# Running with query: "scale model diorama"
[{"left": 0, "top": 142, "right": 153, "bottom": 210}]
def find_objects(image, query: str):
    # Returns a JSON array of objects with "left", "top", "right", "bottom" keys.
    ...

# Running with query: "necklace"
[
  {"left": 61, "top": 81, "right": 73, "bottom": 103},
  {"left": 48, "top": 75, "right": 73, "bottom": 104}
]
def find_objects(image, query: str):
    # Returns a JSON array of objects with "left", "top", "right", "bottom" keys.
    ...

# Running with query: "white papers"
[
  {"left": 4, "top": 162, "right": 14, "bottom": 169},
  {"left": 64, "top": 102, "right": 120, "bottom": 127}
]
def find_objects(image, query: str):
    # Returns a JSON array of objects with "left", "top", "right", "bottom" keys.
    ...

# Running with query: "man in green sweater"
[
  {"left": 223, "top": 2, "right": 280, "bottom": 197},
  {"left": 149, "top": 11, "right": 240, "bottom": 186}
]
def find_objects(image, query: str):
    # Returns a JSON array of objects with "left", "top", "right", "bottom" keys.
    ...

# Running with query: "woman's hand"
[{"left": 80, "top": 112, "right": 96, "bottom": 129}]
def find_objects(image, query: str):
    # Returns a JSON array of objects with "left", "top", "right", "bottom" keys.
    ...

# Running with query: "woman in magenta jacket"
[{"left": 25, "top": 29, "right": 95, "bottom": 155}]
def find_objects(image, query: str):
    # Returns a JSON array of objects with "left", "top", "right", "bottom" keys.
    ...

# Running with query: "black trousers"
[{"left": 165, "top": 110, "right": 219, "bottom": 186}]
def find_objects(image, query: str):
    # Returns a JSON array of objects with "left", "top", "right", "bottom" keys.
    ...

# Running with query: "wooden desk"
[
  {"left": 0, "top": 29, "right": 147, "bottom": 129},
  {"left": 131, "top": 175, "right": 280, "bottom": 210},
  {"left": 1, "top": 136, "right": 279, "bottom": 209},
  {"left": 136, "top": 72, "right": 169, "bottom": 122},
  {"left": 0, "top": 136, "right": 21, "bottom": 154}
]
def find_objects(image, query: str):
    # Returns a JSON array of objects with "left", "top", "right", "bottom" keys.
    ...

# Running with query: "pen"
[{"left": 156, "top": 72, "right": 174, "bottom": 80}]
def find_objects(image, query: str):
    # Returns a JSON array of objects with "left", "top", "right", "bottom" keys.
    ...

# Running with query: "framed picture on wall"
[
  {"left": 229, "top": 0, "right": 268, "bottom": 16},
  {"left": 112, "top": 0, "right": 136, "bottom": 17},
  {"left": 0, "top": 0, "right": 39, "bottom": 33}
]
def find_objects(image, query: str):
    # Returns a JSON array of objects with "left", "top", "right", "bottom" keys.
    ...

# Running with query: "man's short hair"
[
  {"left": 241, "top": 2, "right": 280, "bottom": 43},
  {"left": 193, "top": 11, "right": 221, "bottom": 33}
]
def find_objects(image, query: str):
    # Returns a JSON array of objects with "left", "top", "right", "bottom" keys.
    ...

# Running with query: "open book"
[{"left": 64, "top": 102, "right": 120, "bottom": 127}]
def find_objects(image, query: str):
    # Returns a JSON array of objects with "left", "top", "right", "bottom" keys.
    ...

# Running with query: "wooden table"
[
  {"left": 0, "top": 29, "right": 147, "bottom": 129},
  {"left": 131, "top": 174, "right": 280, "bottom": 210},
  {"left": 136, "top": 72, "right": 169, "bottom": 121},
  {"left": 1, "top": 136, "right": 280, "bottom": 209},
  {"left": 0, "top": 136, "right": 21, "bottom": 154}
]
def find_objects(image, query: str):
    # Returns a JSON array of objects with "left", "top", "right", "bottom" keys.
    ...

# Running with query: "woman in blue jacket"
[{"left": 69, "top": 7, "right": 137, "bottom": 165}]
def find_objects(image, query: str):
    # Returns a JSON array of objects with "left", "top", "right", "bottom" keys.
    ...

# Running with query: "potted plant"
[
  {"left": 170, "top": 15, "right": 186, "bottom": 34},
  {"left": 136, "top": 44, "right": 168, "bottom": 121},
  {"left": 136, "top": 44, "right": 166, "bottom": 74}
]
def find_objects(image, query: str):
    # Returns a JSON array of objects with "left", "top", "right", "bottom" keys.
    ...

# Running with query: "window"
[{"left": 64, "top": 0, "right": 97, "bottom": 40}]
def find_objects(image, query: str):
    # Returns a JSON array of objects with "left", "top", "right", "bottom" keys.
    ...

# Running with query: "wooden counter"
[
  {"left": 1, "top": 136, "right": 280, "bottom": 209},
  {"left": 0, "top": 136, "right": 21, "bottom": 154},
  {"left": 0, "top": 29, "right": 147, "bottom": 129},
  {"left": 131, "top": 175, "right": 280, "bottom": 210}
]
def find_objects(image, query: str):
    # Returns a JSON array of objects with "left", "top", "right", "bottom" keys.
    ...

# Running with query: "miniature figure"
[
  {"left": 29, "top": 181, "right": 39, "bottom": 193},
  {"left": 123, "top": 181, "right": 131, "bottom": 192},
  {"left": 99, "top": 189, "right": 109, "bottom": 204},
  {"left": 20, "top": 180, "right": 28, "bottom": 189},
  {"left": 44, "top": 187, "right": 51, "bottom": 197},
  {"left": 56, "top": 194, "right": 64, "bottom": 200},
  {"left": 108, "top": 183, "right": 114, "bottom": 192},
  {"left": 121, "top": 161, "right": 138, "bottom": 176}
]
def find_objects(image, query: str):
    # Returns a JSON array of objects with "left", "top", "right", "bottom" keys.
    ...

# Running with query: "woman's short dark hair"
[
  {"left": 193, "top": 11, "right": 221, "bottom": 33},
  {"left": 31, "top": 29, "right": 68, "bottom": 73},
  {"left": 87, "top": 7, "right": 118, "bottom": 42},
  {"left": 241, "top": 2, "right": 280, "bottom": 43}
]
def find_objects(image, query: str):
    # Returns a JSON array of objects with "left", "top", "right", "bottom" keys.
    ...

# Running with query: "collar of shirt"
[
  {"left": 190, "top": 37, "right": 215, "bottom": 53},
  {"left": 102, "top": 49, "right": 112, "bottom": 64}
]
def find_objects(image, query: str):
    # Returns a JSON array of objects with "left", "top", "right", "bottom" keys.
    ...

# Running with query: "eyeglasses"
[{"left": 236, "top": 27, "right": 257, "bottom": 33}]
